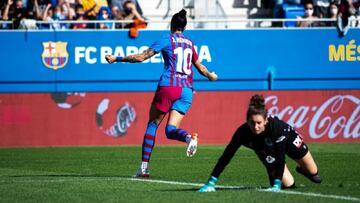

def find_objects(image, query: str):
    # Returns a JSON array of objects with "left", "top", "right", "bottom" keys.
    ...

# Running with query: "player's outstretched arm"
[
  {"left": 105, "top": 49, "right": 156, "bottom": 64},
  {"left": 193, "top": 60, "right": 218, "bottom": 81}
]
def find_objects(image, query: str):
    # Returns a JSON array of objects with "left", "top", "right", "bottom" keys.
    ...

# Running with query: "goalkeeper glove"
[
  {"left": 198, "top": 176, "right": 218, "bottom": 192},
  {"left": 267, "top": 179, "right": 281, "bottom": 192}
]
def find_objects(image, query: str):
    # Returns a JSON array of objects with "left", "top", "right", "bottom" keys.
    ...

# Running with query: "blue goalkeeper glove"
[
  {"left": 198, "top": 176, "right": 218, "bottom": 192},
  {"left": 266, "top": 179, "right": 282, "bottom": 192}
]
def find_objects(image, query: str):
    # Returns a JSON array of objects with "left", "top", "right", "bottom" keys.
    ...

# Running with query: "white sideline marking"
[
  {"left": 265, "top": 190, "right": 360, "bottom": 202},
  {"left": 127, "top": 178, "right": 360, "bottom": 202},
  {"left": 1, "top": 177, "right": 359, "bottom": 202}
]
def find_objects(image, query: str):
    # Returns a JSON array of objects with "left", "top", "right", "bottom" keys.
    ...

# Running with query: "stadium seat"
[{"left": 282, "top": 3, "right": 304, "bottom": 27}]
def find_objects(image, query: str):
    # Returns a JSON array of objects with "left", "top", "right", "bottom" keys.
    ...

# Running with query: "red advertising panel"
[{"left": 0, "top": 90, "right": 359, "bottom": 147}]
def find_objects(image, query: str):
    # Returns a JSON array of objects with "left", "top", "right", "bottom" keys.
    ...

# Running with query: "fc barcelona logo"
[{"left": 42, "top": 41, "right": 69, "bottom": 70}]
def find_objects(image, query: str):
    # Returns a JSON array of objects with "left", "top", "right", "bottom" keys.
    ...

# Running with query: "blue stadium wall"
[
  {"left": 0, "top": 28, "right": 359, "bottom": 92},
  {"left": 1, "top": 28, "right": 360, "bottom": 147}
]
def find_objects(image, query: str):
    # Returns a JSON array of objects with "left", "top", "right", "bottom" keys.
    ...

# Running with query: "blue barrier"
[
  {"left": 0, "top": 29, "right": 359, "bottom": 92},
  {"left": 283, "top": 3, "right": 304, "bottom": 27}
]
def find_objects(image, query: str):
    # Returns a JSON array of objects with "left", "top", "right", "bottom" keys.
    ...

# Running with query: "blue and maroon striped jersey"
[{"left": 150, "top": 32, "right": 199, "bottom": 88}]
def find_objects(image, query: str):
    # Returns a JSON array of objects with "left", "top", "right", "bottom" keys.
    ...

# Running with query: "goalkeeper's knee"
[{"left": 282, "top": 182, "right": 296, "bottom": 189}]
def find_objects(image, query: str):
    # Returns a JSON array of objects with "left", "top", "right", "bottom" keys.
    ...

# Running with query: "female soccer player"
[
  {"left": 198, "top": 95, "right": 322, "bottom": 192},
  {"left": 105, "top": 9, "right": 218, "bottom": 177}
]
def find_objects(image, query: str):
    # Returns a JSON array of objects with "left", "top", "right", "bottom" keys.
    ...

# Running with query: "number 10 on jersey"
[{"left": 174, "top": 47, "right": 193, "bottom": 75}]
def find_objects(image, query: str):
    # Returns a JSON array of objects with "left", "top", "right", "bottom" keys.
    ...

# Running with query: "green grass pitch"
[{"left": 0, "top": 144, "right": 359, "bottom": 202}]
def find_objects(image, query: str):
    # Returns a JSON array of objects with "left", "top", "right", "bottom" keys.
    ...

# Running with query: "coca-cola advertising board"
[{"left": 0, "top": 90, "right": 359, "bottom": 147}]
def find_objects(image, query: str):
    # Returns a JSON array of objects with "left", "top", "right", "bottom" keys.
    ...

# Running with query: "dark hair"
[
  {"left": 246, "top": 94, "right": 267, "bottom": 120},
  {"left": 171, "top": 9, "right": 187, "bottom": 31},
  {"left": 123, "top": 0, "right": 133, "bottom": 7}
]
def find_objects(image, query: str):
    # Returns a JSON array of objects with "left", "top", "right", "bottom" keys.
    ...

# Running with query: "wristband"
[{"left": 116, "top": 56, "right": 123, "bottom": 62}]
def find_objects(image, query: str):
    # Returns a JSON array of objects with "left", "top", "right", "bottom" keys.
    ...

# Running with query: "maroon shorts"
[{"left": 152, "top": 86, "right": 192, "bottom": 114}]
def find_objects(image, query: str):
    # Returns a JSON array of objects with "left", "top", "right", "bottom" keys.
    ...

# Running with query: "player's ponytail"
[
  {"left": 171, "top": 9, "right": 187, "bottom": 32},
  {"left": 247, "top": 94, "right": 267, "bottom": 120}
]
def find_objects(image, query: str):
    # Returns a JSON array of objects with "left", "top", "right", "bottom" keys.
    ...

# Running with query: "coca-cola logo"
[
  {"left": 266, "top": 95, "right": 360, "bottom": 140},
  {"left": 116, "top": 103, "right": 136, "bottom": 135}
]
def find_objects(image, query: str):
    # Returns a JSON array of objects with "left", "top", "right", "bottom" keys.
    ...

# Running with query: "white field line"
[
  {"left": 1, "top": 177, "right": 359, "bottom": 202},
  {"left": 128, "top": 178, "right": 360, "bottom": 202}
]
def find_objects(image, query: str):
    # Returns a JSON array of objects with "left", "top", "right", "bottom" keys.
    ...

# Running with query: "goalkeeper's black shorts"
[
  {"left": 285, "top": 130, "right": 309, "bottom": 160},
  {"left": 263, "top": 130, "right": 309, "bottom": 173}
]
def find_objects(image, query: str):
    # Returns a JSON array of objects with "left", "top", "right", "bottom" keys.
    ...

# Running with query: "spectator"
[
  {"left": 122, "top": 0, "right": 143, "bottom": 28},
  {"left": 18, "top": 10, "right": 38, "bottom": 29},
  {"left": 40, "top": 3, "right": 55, "bottom": 29},
  {"left": 58, "top": 0, "right": 76, "bottom": 19},
  {"left": 41, "top": 2, "right": 71, "bottom": 30},
  {"left": 348, "top": 0, "right": 359, "bottom": 26},
  {"left": 15, "top": 0, "right": 42, "bottom": 30},
  {"left": 53, "top": 3, "right": 73, "bottom": 29},
  {"left": 110, "top": 0, "right": 142, "bottom": 15},
  {"left": 33, "top": 0, "right": 44, "bottom": 20},
  {"left": 72, "top": 4, "right": 87, "bottom": 29},
  {"left": 297, "top": 2, "right": 319, "bottom": 27},
  {"left": 313, "top": 0, "right": 331, "bottom": 18},
  {"left": 122, "top": 0, "right": 146, "bottom": 37},
  {"left": 96, "top": 6, "right": 112, "bottom": 29},
  {"left": 327, "top": 2, "right": 338, "bottom": 26},
  {"left": 53, "top": 5, "right": 67, "bottom": 20},
  {"left": 27, "top": 0, "right": 51, "bottom": 19},
  {"left": 56, "top": 0, "right": 76, "bottom": 20},
  {"left": 2, "top": 0, "right": 26, "bottom": 28},
  {"left": 111, "top": 5, "right": 125, "bottom": 29},
  {"left": 312, "top": 0, "right": 331, "bottom": 26},
  {"left": 336, "top": 0, "right": 358, "bottom": 36},
  {"left": 78, "top": 0, "right": 107, "bottom": 19}
]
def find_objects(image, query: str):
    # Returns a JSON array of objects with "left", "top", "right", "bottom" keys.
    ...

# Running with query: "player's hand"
[
  {"left": 208, "top": 71, "right": 218, "bottom": 81},
  {"left": 198, "top": 176, "right": 217, "bottom": 193},
  {"left": 198, "top": 184, "right": 215, "bottom": 192},
  {"left": 266, "top": 179, "right": 281, "bottom": 192},
  {"left": 105, "top": 55, "right": 116, "bottom": 64}
]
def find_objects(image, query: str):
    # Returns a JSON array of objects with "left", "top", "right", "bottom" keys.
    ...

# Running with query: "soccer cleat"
[
  {"left": 186, "top": 133, "right": 198, "bottom": 157},
  {"left": 296, "top": 166, "right": 322, "bottom": 183},
  {"left": 133, "top": 167, "right": 150, "bottom": 178},
  {"left": 198, "top": 184, "right": 216, "bottom": 192},
  {"left": 266, "top": 179, "right": 281, "bottom": 192},
  {"left": 198, "top": 176, "right": 217, "bottom": 192}
]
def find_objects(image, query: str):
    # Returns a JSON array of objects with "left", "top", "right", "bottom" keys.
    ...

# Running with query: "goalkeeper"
[{"left": 198, "top": 94, "right": 322, "bottom": 192}]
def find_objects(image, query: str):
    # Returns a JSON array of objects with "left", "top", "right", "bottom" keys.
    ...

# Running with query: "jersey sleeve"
[
  {"left": 271, "top": 117, "right": 290, "bottom": 180},
  {"left": 210, "top": 125, "right": 245, "bottom": 178},
  {"left": 149, "top": 35, "right": 168, "bottom": 53}
]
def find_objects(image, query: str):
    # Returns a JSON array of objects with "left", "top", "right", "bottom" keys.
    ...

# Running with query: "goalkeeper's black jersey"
[{"left": 211, "top": 116, "right": 298, "bottom": 180}]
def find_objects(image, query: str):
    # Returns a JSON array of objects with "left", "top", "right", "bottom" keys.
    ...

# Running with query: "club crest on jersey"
[{"left": 42, "top": 41, "right": 69, "bottom": 70}]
